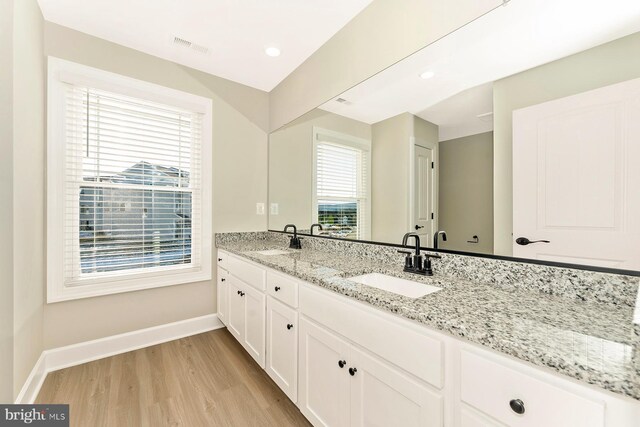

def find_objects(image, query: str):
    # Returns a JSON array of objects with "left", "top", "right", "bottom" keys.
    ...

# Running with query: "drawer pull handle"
[
  {"left": 274, "top": 286, "right": 281, "bottom": 292},
  {"left": 287, "top": 324, "right": 294, "bottom": 330},
  {"left": 237, "top": 290, "right": 241, "bottom": 295},
  {"left": 349, "top": 367, "right": 357, "bottom": 376},
  {"left": 338, "top": 360, "right": 346, "bottom": 368},
  {"left": 509, "top": 399, "right": 525, "bottom": 415}
]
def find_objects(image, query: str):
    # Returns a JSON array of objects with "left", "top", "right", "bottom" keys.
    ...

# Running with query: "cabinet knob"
[
  {"left": 274, "top": 286, "right": 281, "bottom": 292},
  {"left": 349, "top": 367, "right": 357, "bottom": 376},
  {"left": 338, "top": 360, "right": 346, "bottom": 368},
  {"left": 221, "top": 278, "right": 226, "bottom": 282},
  {"left": 509, "top": 399, "right": 525, "bottom": 415},
  {"left": 237, "top": 290, "right": 241, "bottom": 295},
  {"left": 240, "top": 291, "right": 245, "bottom": 297},
  {"left": 287, "top": 323, "right": 293, "bottom": 330},
  {"left": 218, "top": 258, "right": 222, "bottom": 261}
]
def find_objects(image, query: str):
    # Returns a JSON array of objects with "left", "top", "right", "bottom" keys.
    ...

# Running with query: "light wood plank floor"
[{"left": 36, "top": 328, "right": 312, "bottom": 427}]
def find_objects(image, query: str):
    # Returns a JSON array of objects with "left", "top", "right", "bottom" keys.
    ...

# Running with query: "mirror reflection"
[{"left": 268, "top": 3, "right": 640, "bottom": 271}]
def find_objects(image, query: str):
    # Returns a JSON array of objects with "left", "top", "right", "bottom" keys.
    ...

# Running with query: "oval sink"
[
  {"left": 253, "top": 249, "right": 291, "bottom": 256},
  {"left": 347, "top": 273, "right": 441, "bottom": 298}
]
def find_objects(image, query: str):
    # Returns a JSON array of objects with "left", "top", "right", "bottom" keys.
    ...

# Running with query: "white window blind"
[
  {"left": 314, "top": 129, "right": 371, "bottom": 240},
  {"left": 47, "top": 57, "right": 212, "bottom": 302}
]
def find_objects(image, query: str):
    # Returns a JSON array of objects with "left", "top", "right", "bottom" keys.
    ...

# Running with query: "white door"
[
  {"left": 299, "top": 317, "right": 350, "bottom": 427},
  {"left": 349, "top": 347, "right": 443, "bottom": 427},
  {"left": 513, "top": 78, "right": 640, "bottom": 269},
  {"left": 217, "top": 268, "right": 229, "bottom": 326},
  {"left": 243, "top": 283, "right": 266, "bottom": 368},
  {"left": 413, "top": 143, "right": 436, "bottom": 244},
  {"left": 227, "top": 278, "right": 245, "bottom": 341},
  {"left": 266, "top": 297, "right": 298, "bottom": 402}
]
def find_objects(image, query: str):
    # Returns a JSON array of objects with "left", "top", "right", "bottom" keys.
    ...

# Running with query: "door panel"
[
  {"left": 266, "top": 297, "right": 298, "bottom": 402},
  {"left": 513, "top": 77, "right": 640, "bottom": 269},
  {"left": 227, "top": 279, "right": 244, "bottom": 342},
  {"left": 350, "top": 347, "right": 443, "bottom": 427},
  {"left": 243, "top": 283, "right": 266, "bottom": 368},
  {"left": 299, "top": 317, "right": 350, "bottom": 427}
]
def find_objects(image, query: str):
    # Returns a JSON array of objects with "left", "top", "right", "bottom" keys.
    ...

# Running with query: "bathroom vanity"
[{"left": 215, "top": 232, "right": 640, "bottom": 427}]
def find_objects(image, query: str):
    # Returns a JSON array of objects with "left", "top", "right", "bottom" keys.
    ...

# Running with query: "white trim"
[
  {"left": 15, "top": 314, "right": 224, "bottom": 404},
  {"left": 46, "top": 56, "right": 213, "bottom": 303},
  {"left": 312, "top": 126, "right": 372, "bottom": 240}
]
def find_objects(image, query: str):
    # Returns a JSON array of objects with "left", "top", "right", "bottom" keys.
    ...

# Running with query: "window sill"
[{"left": 47, "top": 268, "right": 212, "bottom": 303}]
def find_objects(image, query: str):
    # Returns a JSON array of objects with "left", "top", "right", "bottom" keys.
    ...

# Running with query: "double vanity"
[{"left": 215, "top": 231, "right": 640, "bottom": 427}]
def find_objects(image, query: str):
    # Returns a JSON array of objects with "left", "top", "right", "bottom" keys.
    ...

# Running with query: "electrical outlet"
[
  {"left": 270, "top": 203, "right": 279, "bottom": 215},
  {"left": 256, "top": 203, "right": 265, "bottom": 215}
]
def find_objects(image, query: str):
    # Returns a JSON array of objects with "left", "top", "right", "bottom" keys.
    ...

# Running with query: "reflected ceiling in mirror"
[{"left": 268, "top": 0, "right": 640, "bottom": 271}]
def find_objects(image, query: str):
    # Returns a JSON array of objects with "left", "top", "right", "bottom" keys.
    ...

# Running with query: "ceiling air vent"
[
  {"left": 173, "top": 36, "right": 210, "bottom": 55},
  {"left": 336, "top": 98, "right": 348, "bottom": 103}
]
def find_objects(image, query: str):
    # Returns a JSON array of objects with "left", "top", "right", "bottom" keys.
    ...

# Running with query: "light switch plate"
[
  {"left": 256, "top": 203, "right": 265, "bottom": 215},
  {"left": 270, "top": 203, "right": 279, "bottom": 215}
]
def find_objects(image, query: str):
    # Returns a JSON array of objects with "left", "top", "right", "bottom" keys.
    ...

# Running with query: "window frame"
[
  {"left": 312, "top": 127, "right": 372, "bottom": 240},
  {"left": 46, "top": 57, "right": 213, "bottom": 303}
]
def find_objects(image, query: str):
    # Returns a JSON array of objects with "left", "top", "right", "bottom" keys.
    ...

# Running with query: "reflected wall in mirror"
[{"left": 268, "top": 0, "right": 640, "bottom": 271}]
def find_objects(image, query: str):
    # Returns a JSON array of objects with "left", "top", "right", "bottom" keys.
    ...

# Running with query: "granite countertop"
[{"left": 217, "top": 238, "right": 640, "bottom": 401}]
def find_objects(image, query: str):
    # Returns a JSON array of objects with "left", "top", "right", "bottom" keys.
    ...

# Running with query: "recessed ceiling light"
[
  {"left": 419, "top": 70, "right": 435, "bottom": 80},
  {"left": 265, "top": 47, "right": 281, "bottom": 57}
]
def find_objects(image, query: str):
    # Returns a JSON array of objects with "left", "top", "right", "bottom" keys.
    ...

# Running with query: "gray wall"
[
  {"left": 439, "top": 132, "right": 493, "bottom": 254},
  {"left": 0, "top": 0, "right": 15, "bottom": 403},
  {"left": 39, "top": 23, "right": 270, "bottom": 350},
  {"left": 493, "top": 31, "right": 640, "bottom": 256},
  {"left": 269, "top": 0, "right": 502, "bottom": 131}
]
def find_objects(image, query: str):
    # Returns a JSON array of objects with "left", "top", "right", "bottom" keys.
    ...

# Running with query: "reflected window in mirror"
[{"left": 313, "top": 127, "right": 371, "bottom": 240}]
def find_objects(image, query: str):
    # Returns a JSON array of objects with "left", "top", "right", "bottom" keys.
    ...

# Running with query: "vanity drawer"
[
  {"left": 217, "top": 249, "right": 229, "bottom": 270},
  {"left": 299, "top": 283, "right": 443, "bottom": 388},
  {"left": 460, "top": 350, "right": 605, "bottom": 427},
  {"left": 267, "top": 270, "right": 298, "bottom": 308},
  {"left": 227, "top": 254, "right": 266, "bottom": 292}
]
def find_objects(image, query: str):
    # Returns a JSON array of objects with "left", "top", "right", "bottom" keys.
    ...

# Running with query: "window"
[
  {"left": 313, "top": 127, "right": 371, "bottom": 240},
  {"left": 47, "top": 57, "right": 212, "bottom": 302}
]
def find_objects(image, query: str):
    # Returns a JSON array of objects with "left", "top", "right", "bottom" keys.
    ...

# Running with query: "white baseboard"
[{"left": 15, "top": 313, "right": 224, "bottom": 404}]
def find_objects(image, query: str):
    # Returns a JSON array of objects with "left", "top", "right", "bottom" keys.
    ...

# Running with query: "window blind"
[
  {"left": 315, "top": 138, "right": 370, "bottom": 240},
  {"left": 63, "top": 85, "right": 203, "bottom": 285}
]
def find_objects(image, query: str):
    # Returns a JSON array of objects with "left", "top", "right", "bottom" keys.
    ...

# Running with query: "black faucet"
[
  {"left": 433, "top": 230, "right": 447, "bottom": 249},
  {"left": 399, "top": 232, "right": 440, "bottom": 276},
  {"left": 284, "top": 224, "right": 302, "bottom": 249},
  {"left": 310, "top": 223, "right": 323, "bottom": 236}
]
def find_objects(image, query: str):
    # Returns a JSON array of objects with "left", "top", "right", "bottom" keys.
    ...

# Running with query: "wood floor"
[{"left": 36, "top": 328, "right": 312, "bottom": 427}]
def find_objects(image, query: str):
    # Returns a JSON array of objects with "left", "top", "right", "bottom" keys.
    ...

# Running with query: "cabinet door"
[
  {"left": 266, "top": 297, "right": 298, "bottom": 402},
  {"left": 217, "top": 268, "right": 229, "bottom": 326},
  {"left": 227, "top": 279, "right": 245, "bottom": 342},
  {"left": 243, "top": 282, "right": 266, "bottom": 368},
  {"left": 349, "top": 346, "right": 443, "bottom": 427},
  {"left": 299, "top": 317, "right": 350, "bottom": 427}
]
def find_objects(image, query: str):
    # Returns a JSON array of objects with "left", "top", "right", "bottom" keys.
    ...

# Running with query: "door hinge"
[
  {"left": 431, "top": 161, "right": 434, "bottom": 169},
  {"left": 431, "top": 213, "right": 434, "bottom": 220}
]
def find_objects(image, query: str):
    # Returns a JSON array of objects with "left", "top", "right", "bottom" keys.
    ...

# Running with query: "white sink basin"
[
  {"left": 347, "top": 273, "right": 441, "bottom": 298},
  {"left": 253, "top": 249, "right": 291, "bottom": 256}
]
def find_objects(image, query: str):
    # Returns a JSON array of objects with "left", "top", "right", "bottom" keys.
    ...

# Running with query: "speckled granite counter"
[{"left": 216, "top": 233, "right": 640, "bottom": 401}]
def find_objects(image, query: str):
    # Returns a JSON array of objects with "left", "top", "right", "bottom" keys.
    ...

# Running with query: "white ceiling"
[
  {"left": 319, "top": 0, "right": 640, "bottom": 132},
  {"left": 420, "top": 83, "right": 493, "bottom": 142},
  {"left": 37, "top": 0, "right": 374, "bottom": 92}
]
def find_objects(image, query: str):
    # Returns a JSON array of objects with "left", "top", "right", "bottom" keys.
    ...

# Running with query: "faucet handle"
[
  {"left": 423, "top": 253, "right": 441, "bottom": 259},
  {"left": 397, "top": 250, "right": 412, "bottom": 255}
]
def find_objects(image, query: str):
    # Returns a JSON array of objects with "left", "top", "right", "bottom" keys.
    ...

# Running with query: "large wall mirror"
[{"left": 268, "top": 0, "right": 640, "bottom": 272}]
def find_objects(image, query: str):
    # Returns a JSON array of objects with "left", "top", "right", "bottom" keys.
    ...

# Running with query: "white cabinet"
[
  {"left": 217, "top": 267, "right": 229, "bottom": 326},
  {"left": 227, "top": 276, "right": 266, "bottom": 368},
  {"left": 266, "top": 296, "right": 298, "bottom": 402},
  {"left": 350, "top": 346, "right": 443, "bottom": 427},
  {"left": 299, "top": 317, "right": 351, "bottom": 427},
  {"left": 459, "top": 350, "right": 605, "bottom": 427},
  {"left": 299, "top": 316, "right": 443, "bottom": 427}
]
